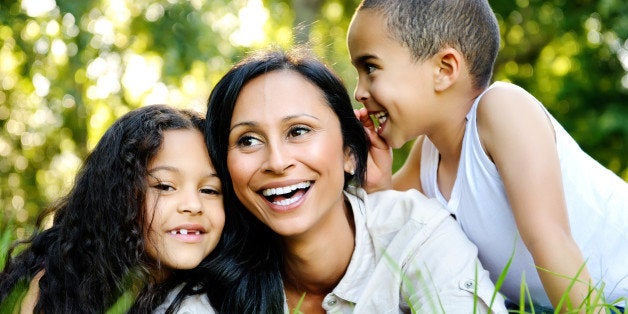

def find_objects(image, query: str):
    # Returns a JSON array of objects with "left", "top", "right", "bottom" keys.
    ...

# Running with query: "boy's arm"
[
  {"left": 478, "top": 85, "right": 602, "bottom": 312},
  {"left": 392, "top": 135, "right": 424, "bottom": 193},
  {"left": 354, "top": 108, "right": 393, "bottom": 192}
]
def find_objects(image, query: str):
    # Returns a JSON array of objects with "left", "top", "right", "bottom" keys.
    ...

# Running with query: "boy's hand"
[{"left": 354, "top": 108, "right": 393, "bottom": 192}]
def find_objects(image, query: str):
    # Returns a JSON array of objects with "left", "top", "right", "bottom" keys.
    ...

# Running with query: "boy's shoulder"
[
  {"left": 479, "top": 81, "right": 535, "bottom": 106},
  {"left": 476, "top": 81, "right": 541, "bottom": 125}
]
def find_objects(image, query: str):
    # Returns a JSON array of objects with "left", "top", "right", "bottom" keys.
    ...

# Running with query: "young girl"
[{"left": 0, "top": 105, "right": 223, "bottom": 313}]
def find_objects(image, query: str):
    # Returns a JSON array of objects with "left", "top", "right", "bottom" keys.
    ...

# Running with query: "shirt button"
[
  {"left": 327, "top": 298, "right": 337, "bottom": 306},
  {"left": 464, "top": 280, "right": 474, "bottom": 289}
]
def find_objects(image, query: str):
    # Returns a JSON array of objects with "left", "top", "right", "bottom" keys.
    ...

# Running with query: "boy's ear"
[{"left": 433, "top": 47, "right": 462, "bottom": 92}]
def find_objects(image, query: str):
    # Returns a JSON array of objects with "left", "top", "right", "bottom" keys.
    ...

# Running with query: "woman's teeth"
[
  {"left": 261, "top": 181, "right": 311, "bottom": 206},
  {"left": 262, "top": 181, "right": 311, "bottom": 197}
]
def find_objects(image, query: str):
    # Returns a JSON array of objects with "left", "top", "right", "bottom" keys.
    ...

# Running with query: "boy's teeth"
[
  {"left": 370, "top": 112, "right": 388, "bottom": 126},
  {"left": 262, "top": 181, "right": 311, "bottom": 196}
]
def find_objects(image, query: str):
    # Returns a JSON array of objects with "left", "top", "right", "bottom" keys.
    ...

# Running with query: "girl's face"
[
  {"left": 144, "top": 129, "right": 224, "bottom": 276},
  {"left": 227, "top": 70, "right": 355, "bottom": 239}
]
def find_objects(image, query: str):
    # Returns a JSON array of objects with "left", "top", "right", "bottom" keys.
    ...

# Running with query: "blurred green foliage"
[{"left": 0, "top": 0, "right": 626, "bottom": 239}]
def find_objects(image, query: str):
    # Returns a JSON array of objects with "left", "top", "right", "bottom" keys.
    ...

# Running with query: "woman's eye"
[
  {"left": 288, "top": 125, "right": 311, "bottom": 138},
  {"left": 236, "top": 135, "right": 262, "bottom": 147}
]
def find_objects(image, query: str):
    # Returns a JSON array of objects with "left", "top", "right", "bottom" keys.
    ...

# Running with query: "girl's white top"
[{"left": 153, "top": 284, "right": 216, "bottom": 314}]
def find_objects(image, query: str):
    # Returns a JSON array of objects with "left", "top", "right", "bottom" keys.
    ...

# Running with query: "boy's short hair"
[{"left": 358, "top": 0, "right": 500, "bottom": 90}]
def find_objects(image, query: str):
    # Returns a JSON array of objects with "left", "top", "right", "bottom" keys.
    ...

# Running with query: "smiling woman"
[{"left": 205, "top": 48, "right": 509, "bottom": 313}]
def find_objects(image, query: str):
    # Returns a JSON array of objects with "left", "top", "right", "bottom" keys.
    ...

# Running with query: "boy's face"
[{"left": 348, "top": 9, "right": 437, "bottom": 148}]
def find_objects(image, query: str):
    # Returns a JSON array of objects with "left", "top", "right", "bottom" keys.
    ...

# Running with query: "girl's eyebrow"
[
  {"left": 148, "top": 166, "right": 219, "bottom": 179},
  {"left": 230, "top": 114, "right": 320, "bottom": 132},
  {"left": 148, "top": 165, "right": 179, "bottom": 174}
]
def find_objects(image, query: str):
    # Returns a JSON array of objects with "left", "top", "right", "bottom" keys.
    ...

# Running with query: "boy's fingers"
[
  {"left": 364, "top": 124, "right": 389, "bottom": 150},
  {"left": 354, "top": 108, "right": 375, "bottom": 128}
]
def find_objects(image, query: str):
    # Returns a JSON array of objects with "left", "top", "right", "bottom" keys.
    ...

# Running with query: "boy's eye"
[
  {"left": 236, "top": 134, "right": 262, "bottom": 147},
  {"left": 288, "top": 125, "right": 311, "bottom": 138},
  {"left": 365, "top": 64, "right": 376, "bottom": 74}
]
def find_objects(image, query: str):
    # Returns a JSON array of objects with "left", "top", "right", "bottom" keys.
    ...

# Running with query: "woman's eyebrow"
[{"left": 230, "top": 113, "right": 321, "bottom": 132}]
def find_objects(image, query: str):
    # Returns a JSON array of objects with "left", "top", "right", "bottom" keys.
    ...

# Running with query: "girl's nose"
[{"left": 177, "top": 190, "right": 203, "bottom": 215}]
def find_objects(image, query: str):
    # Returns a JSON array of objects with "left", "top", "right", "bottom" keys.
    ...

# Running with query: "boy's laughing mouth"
[{"left": 370, "top": 111, "right": 388, "bottom": 132}]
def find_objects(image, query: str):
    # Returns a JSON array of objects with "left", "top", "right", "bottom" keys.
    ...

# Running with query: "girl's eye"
[
  {"left": 288, "top": 125, "right": 311, "bottom": 138},
  {"left": 236, "top": 135, "right": 262, "bottom": 147},
  {"left": 152, "top": 183, "right": 174, "bottom": 192},
  {"left": 200, "top": 187, "right": 221, "bottom": 195}
]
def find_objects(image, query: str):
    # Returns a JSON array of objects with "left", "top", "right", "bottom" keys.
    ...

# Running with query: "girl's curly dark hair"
[{"left": 0, "top": 104, "right": 206, "bottom": 313}]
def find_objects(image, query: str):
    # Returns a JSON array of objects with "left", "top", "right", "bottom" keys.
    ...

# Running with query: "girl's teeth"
[{"left": 169, "top": 229, "right": 201, "bottom": 235}]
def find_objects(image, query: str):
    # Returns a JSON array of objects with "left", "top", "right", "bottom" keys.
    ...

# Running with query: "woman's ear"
[
  {"left": 343, "top": 147, "right": 356, "bottom": 175},
  {"left": 433, "top": 47, "right": 462, "bottom": 92}
]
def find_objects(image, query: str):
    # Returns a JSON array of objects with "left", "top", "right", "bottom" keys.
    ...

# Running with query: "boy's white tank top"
[{"left": 420, "top": 81, "right": 628, "bottom": 307}]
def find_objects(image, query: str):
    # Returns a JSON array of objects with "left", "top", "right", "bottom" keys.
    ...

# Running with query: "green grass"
[{"left": 1, "top": 226, "right": 626, "bottom": 313}]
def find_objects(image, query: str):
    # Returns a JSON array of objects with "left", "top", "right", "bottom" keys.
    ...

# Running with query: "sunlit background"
[{"left": 1, "top": 0, "right": 627, "bottom": 240}]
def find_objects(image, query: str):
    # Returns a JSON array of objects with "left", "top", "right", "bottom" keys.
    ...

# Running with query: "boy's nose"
[{"left": 353, "top": 84, "right": 368, "bottom": 103}]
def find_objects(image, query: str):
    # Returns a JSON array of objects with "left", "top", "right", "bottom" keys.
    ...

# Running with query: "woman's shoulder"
[{"left": 348, "top": 187, "right": 451, "bottom": 227}]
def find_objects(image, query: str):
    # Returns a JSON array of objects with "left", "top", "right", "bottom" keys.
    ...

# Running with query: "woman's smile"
[
  {"left": 227, "top": 70, "right": 354, "bottom": 237},
  {"left": 260, "top": 181, "right": 312, "bottom": 207}
]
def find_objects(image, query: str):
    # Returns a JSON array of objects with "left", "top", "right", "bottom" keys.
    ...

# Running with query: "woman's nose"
[{"left": 262, "top": 141, "right": 294, "bottom": 174}]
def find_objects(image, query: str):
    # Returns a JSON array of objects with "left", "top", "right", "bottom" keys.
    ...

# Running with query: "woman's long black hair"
[
  {"left": 204, "top": 48, "right": 369, "bottom": 313},
  {"left": 0, "top": 105, "right": 213, "bottom": 313}
]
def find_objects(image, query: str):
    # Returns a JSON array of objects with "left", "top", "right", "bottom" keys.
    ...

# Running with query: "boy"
[{"left": 347, "top": 0, "right": 627, "bottom": 311}]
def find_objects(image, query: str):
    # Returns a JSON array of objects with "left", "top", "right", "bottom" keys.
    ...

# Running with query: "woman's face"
[
  {"left": 144, "top": 129, "right": 225, "bottom": 276},
  {"left": 227, "top": 70, "right": 355, "bottom": 238}
]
